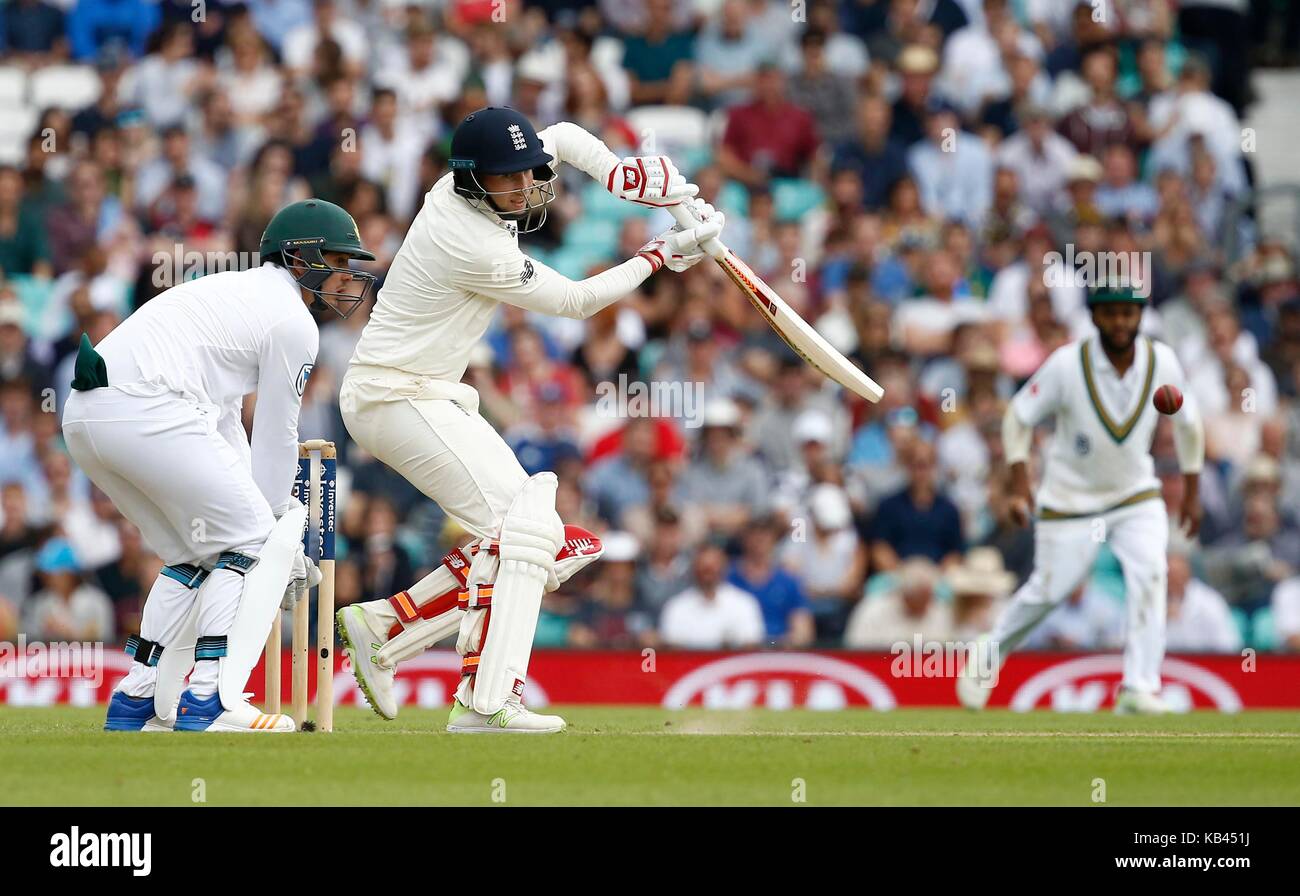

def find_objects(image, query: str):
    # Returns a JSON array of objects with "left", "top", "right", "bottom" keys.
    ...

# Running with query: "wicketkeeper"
[{"left": 65, "top": 200, "right": 375, "bottom": 732}]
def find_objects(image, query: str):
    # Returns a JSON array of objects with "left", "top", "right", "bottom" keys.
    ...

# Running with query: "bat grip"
[{"left": 667, "top": 201, "right": 728, "bottom": 260}]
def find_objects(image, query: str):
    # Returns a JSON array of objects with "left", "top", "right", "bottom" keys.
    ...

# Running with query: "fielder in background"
[
  {"left": 336, "top": 106, "right": 723, "bottom": 733},
  {"left": 63, "top": 200, "right": 376, "bottom": 733},
  {"left": 958, "top": 283, "right": 1205, "bottom": 714}
]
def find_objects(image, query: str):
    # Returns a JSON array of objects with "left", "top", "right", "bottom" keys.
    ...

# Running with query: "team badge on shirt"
[
  {"left": 1074, "top": 433, "right": 1091, "bottom": 456},
  {"left": 520, "top": 260, "right": 535, "bottom": 284},
  {"left": 296, "top": 363, "right": 314, "bottom": 396}
]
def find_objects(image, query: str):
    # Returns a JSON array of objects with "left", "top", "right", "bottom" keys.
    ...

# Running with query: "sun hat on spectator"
[
  {"left": 602, "top": 531, "right": 640, "bottom": 563},
  {"left": 1242, "top": 454, "right": 1281, "bottom": 487},
  {"left": 701, "top": 397, "right": 742, "bottom": 430},
  {"left": 0, "top": 302, "right": 23, "bottom": 328},
  {"left": 36, "top": 538, "right": 79, "bottom": 575},
  {"left": 793, "top": 409, "right": 834, "bottom": 445},
  {"left": 1017, "top": 100, "right": 1053, "bottom": 124},
  {"left": 897, "top": 45, "right": 939, "bottom": 75},
  {"left": 809, "top": 483, "right": 852, "bottom": 531},
  {"left": 1066, "top": 155, "right": 1103, "bottom": 184},
  {"left": 946, "top": 547, "right": 1016, "bottom": 598}
]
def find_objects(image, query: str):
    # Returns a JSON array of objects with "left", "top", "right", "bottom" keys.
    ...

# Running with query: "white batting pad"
[{"left": 468, "top": 473, "right": 563, "bottom": 714}]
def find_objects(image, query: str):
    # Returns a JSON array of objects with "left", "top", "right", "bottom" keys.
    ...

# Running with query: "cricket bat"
[{"left": 668, "top": 203, "right": 885, "bottom": 403}]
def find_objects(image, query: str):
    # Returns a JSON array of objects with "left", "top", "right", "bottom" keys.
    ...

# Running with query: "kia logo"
[
  {"left": 1009, "top": 656, "right": 1242, "bottom": 713},
  {"left": 662, "top": 653, "right": 896, "bottom": 710}
]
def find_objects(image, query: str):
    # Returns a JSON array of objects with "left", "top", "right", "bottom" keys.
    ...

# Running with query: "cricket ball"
[{"left": 1153, "top": 383, "right": 1183, "bottom": 415}]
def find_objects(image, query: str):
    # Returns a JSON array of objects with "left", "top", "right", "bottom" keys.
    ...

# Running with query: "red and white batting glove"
[
  {"left": 637, "top": 212, "right": 725, "bottom": 274},
  {"left": 606, "top": 155, "right": 698, "bottom": 207}
]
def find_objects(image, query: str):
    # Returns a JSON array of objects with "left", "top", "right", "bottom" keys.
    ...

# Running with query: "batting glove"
[
  {"left": 637, "top": 212, "right": 725, "bottom": 274},
  {"left": 606, "top": 155, "right": 698, "bottom": 207}
]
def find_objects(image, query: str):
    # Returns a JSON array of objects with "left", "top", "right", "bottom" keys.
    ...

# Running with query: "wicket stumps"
[{"left": 265, "top": 440, "right": 337, "bottom": 731}]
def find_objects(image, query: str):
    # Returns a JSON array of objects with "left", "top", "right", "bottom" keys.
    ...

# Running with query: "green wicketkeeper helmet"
[{"left": 259, "top": 199, "right": 377, "bottom": 318}]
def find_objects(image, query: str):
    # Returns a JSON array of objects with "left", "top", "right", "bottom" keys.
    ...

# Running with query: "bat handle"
[{"left": 667, "top": 201, "right": 728, "bottom": 260}]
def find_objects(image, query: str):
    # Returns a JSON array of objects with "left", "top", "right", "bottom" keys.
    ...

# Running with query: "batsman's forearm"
[{"left": 540, "top": 121, "right": 621, "bottom": 184}]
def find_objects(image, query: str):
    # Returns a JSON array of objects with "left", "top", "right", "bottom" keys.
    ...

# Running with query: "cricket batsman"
[
  {"left": 63, "top": 199, "right": 377, "bottom": 732},
  {"left": 336, "top": 106, "right": 723, "bottom": 733},
  {"left": 957, "top": 283, "right": 1205, "bottom": 714}
]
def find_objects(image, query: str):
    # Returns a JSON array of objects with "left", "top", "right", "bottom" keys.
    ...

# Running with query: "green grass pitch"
[{"left": 3, "top": 707, "right": 1299, "bottom": 806}]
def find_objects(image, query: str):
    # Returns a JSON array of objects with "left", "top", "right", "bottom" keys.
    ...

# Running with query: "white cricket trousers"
[
  {"left": 988, "top": 496, "right": 1169, "bottom": 695},
  {"left": 62, "top": 385, "right": 276, "bottom": 697},
  {"left": 339, "top": 365, "right": 528, "bottom": 539}
]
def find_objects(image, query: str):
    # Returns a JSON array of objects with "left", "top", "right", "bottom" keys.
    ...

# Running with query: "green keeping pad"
[{"left": 70, "top": 332, "right": 109, "bottom": 391}]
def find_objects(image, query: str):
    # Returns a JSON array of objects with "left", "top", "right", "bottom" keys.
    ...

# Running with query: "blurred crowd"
[{"left": 1, "top": 0, "right": 1299, "bottom": 656}]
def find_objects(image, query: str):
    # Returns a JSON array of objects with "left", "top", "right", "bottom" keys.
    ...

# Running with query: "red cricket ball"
[{"left": 1153, "top": 383, "right": 1183, "bottom": 415}]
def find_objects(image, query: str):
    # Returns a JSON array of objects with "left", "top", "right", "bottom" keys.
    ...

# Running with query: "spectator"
[
  {"left": 1201, "top": 493, "right": 1299, "bottom": 612},
  {"left": 673, "top": 398, "right": 769, "bottom": 539},
  {"left": 134, "top": 126, "right": 228, "bottom": 224},
  {"left": 0, "top": 481, "right": 55, "bottom": 562},
  {"left": 23, "top": 538, "right": 114, "bottom": 641},
  {"left": 660, "top": 541, "right": 765, "bottom": 649},
  {"left": 995, "top": 102, "right": 1076, "bottom": 218},
  {"left": 1022, "top": 581, "right": 1125, "bottom": 649},
  {"left": 831, "top": 94, "right": 910, "bottom": 211},
  {"left": 634, "top": 505, "right": 692, "bottom": 614},
  {"left": 575, "top": 531, "right": 655, "bottom": 648},
  {"left": 282, "top": 0, "right": 366, "bottom": 80},
  {"left": 121, "top": 21, "right": 208, "bottom": 129},
  {"left": 906, "top": 99, "right": 994, "bottom": 225},
  {"left": 359, "top": 88, "right": 428, "bottom": 223},
  {"left": 694, "top": 0, "right": 767, "bottom": 109},
  {"left": 0, "top": 1, "right": 66, "bottom": 61},
  {"left": 781, "top": 482, "right": 865, "bottom": 641},
  {"left": 871, "top": 439, "right": 966, "bottom": 570},
  {"left": 1095, "top": 142, "right": 1159, "bottom": 225},
  {"left": 890, "top": 44, "right": 940, "bottom": 147},
  {"left": 0, "top": 167, "right": 52, "bottom": 277},
  {"left": 729, "top": 513, "right": 813, "bottom": 647},
  {"left": 1055, "top": 46, "right": 1135, "bottom": 159},
  {"left": 586, "top": 417, "right": 658, "bottom": 528},
  {"left": 619, "top": 0, "right": 695, "bottom": 106},
  {"left": 0, "top": 304, "right": 52, "bottom": 389},
  {"left": 374, "top": 17, "right": 468, "bottom": 140},
  {"left": 787, "top": 28, "right": 858, "bottom": 146},
  {"left": 844, "top": 556, "right": 953, "bottom": 648},
  {"left": 946, "top": 547, "right": 1015, "bottom": 640},
  {"left": 1165, "top": 539, "right": 1242, "bottom": 653},
  {"left": 718, "top": 63, "right": 819, "bottom": 187},
  {"left": 68, "top": 0, "right": 161, "bottom": 61}
]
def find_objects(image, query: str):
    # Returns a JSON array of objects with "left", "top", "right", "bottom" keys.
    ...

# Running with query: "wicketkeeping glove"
[
  {"left": 606, "top": 155, "right": 698, "bottom": 207},
  {"left": 283, "top": 544, "right": 322, "bottom": 610}
]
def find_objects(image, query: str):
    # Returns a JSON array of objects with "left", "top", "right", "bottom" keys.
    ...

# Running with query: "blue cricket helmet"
[{"left": 449, "top": 107, "right": 557, "bottom": 232}]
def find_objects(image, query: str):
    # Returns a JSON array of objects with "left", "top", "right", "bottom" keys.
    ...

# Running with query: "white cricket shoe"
[
  {"left": 336, "top": 603, "right": 399, "bottom": 720},
  {"left": 1114, "top": 688, "right": 1170, "bottom": 715},
  {"left": 174, "top": 689, "right": 296, "bottom": 732},
  {"left": 446, "top": 698, "right": 566, "bottom": 734},
  {"left": 955, "top": 635, "right": 996, "bottom": 710}
]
